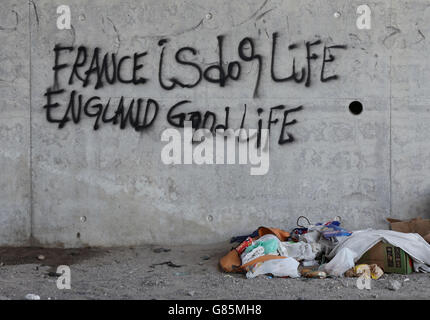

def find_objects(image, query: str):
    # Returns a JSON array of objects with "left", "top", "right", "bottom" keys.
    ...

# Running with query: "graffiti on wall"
[{"left": 43, "top": 33, "right": 347, "bottom": 147}]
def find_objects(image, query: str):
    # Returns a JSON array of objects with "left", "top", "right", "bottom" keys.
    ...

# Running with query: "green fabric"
[{"left": 244, "top": 238, "right": 279, "bottom": 255}]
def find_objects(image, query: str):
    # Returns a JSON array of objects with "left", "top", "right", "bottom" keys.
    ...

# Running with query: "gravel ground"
[{"left": 0, "top": 244, "right": 429, "bottom": 300}]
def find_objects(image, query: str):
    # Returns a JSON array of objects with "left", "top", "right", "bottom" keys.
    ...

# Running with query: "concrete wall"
[
  {"left": 0, "top": 0, "right": 429, "bottom": 247},
  {"left": 0, "top": 1, "right": 31, "bottom": 245}
]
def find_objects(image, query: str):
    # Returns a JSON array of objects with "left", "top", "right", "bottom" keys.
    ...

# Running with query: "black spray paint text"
[{"left": 43, "top": 33, "right": 347, "bottom": 146}]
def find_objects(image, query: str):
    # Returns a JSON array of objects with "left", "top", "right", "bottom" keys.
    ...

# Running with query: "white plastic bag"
[
  {"left": 328, "top": 229, "right": 430, "bottom": 266},
  {"left": 246, "top": 258, "right": 300, "bottom": 279},
  {"left": 300, "top": 230, "right": 320, "bottom": 244},
  {"left": 241, "top": 246, "right": 265, "bottom": 265},
  {"left": 414, "top": 261, "right": 430, "bottom": 273},
  {"left": 324, "top": 247, "right": 357, "bottom": 276}
]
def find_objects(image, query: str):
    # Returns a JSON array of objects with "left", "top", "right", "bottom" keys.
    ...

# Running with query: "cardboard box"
[
  {"left": 387, "top": 217, "right": 430, "bottom": 243},
  {"left": 357, "top": 241, "right": 413, "bottom": 274}
]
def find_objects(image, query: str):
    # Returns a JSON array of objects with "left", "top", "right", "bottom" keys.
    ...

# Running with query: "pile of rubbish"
[{"left": 219, "top": 216, "right": 430, "bottom": 280}]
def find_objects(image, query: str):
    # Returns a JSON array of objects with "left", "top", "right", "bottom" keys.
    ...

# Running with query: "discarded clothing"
[
  {"left": 319, "top": 221, "right": 352, "bottom": 239},
  {"left": 300, "top": 230, "right": 321, "bottom": 244},
  {"left": 230, "top": 229, "right": 259, "bottom": 243},
  {"left": 220, "top": 221, "right": 430, "bottom": 280},
  {"left": 241, "top": 246, "right": 265, "bottom": 265},
  {"left": 278, "top": 241, "right": 320, "bottom": 261},
  {"left": 219, "top": 226, "right": 290, "bottom": 273},
  {"left": 244, "top": 234, "right": 279, "bottom": 255}
]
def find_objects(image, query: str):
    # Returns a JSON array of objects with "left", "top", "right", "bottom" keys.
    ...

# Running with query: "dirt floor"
[{"left": 0, "top": 243, "right": 429, "bottom": 300}]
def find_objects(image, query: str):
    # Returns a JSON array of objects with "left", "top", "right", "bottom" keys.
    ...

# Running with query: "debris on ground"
[
  {"left": 345, "top": 264, "right": 384, "bottom": 280},
  {"left": 1, "top": 244, "right": 429, "bottom": 299},
  {"left": 25, "top": 293, "right": 40, "bottom": 300},
  {"left": 301, "top": 268, "right": 327, "bottom": 279},
  {"left": 150, "top": 261, "right": 182, "bottom": 268},
  {"left": 219, "top": 216, "right": 430, "bottom": 283},
  {"left": 37, "top": 255, "right": 45, "bottom": 261},
  {"left": 187, "top": 291, "right": 195, "bottom": 296},
  {"left": 388, "top": 280, "right": 402, "bottom": 291},
  {"left": 46, "top": 271, "right": 62, "bottom": 277}
]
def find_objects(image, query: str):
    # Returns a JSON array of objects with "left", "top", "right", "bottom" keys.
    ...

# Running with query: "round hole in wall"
[
  {"left": 207, "top": 215, "right": 213, "bottom": 222},
  {"left": 80, "top": 216, "right": 87, "bottom": 223},
  {"left": 349, "top": 101, "right": 363, "bottom": 115}
]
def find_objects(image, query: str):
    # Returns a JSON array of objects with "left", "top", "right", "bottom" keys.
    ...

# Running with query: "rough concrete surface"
[
  {"left": 0, "top": 244, "right": 429, "bottom": 300},
  {"left": 0, "top": 1, "right": 31, "bottom": 245},
  {"left": 0, "top": 0, "right": 429, "bottom": 246}
]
